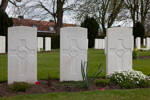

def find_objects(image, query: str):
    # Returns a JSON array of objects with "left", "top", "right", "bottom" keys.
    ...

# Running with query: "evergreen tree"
[
  {"left": 0, "top": 8, "right": 13, "bottom": 35},
  {"left": 81, "top": 17, "right": 99, "bottom": 48},
  {"left": 133, "top": 22, "right": 145, "bottom": 37}
]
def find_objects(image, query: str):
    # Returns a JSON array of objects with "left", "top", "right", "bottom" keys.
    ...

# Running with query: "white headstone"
[
  {"left": 146, "top": 37, "right": 150, "bottom": 50},
  {"left": 60, "top": 27, "right": 88, "bottom": 81},
  {"left": 95, "top": 39, "right": 105, "bottom": 49},
  {"left": 102, "top": 39, "right": 105, "bottom": 49},
  {"left": 143, "top": 38, "right": 146, "bottom": 46},
  {"left": 0, "top": 36, "right": 6, "bottom": 53},
  {"left": 37, "top": 37, "right": 43, "bottom": 51},
  {"left": 104, "top": 37, "right": 107, "bottom": 54},
  {"left": 8, "top": 26, "right": 37, "bottom": 84},
  {"left": 106, "top": 27, "right": 133, "bottom": 75},
  {"left": 136, "top": 37, "right": 141, "bottom": 49},
  {"left": 98, "top": 39, "right": 103, "bottom": 49},
  {"left": 45, "top": 37, "right": 51, "bottom": 51},
  {"left": 94, "top": 39, "right": 99, "bottom": 49}
]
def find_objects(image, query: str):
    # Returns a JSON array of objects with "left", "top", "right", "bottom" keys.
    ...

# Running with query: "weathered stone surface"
[
  {"left": 45, "top": 37, "right": 51, "bottom": 51},
  {"left": 37, "top": 37, "right": 43, "bottom": 51},
  {"left": 0, "top": 36, "right": 6, "bottom": 53},
  {"left": 60, "top": 27, "right": 88, "bottom": 81},
  {"left": 136, "top": 37, "right": 141, "bottom": 49},
  {"left": 8, "top": 26, "right": 37, "bottom": 84},
  {"left": 106, "top": 27, "right": 133, "bottom": 75}
]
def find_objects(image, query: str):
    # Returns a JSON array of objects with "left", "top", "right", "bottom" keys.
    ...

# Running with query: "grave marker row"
[{"left": 6, "top": 26, "right": 134, "bottom": 84}]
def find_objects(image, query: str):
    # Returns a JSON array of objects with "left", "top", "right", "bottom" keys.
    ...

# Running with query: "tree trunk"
[
  {"left": 102, "top": 25, "right": 106, "bottom": 35},
  {"left": 0, "top": 0, "right": 8, "bottom": 11},
  {"left": 56, "top": 0, "right": 64, "bottom": 35}
]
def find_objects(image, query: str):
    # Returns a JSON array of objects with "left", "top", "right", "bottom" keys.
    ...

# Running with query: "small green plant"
[
  {"left": 40, "top": 48, "right": 43, "bottom": 51},
  {"left": 9, "top": 82, "right": 30, "bottom": 92},
  {"left": 109, "top": 70, "right": 150, "bottom": 89},
  {"left": 81, "top": 60, "right": 104, "bottom": 89},
  {"left": 81, "top": 61, "right": 89, "bottom": 89},
  {"left": 133, "top": 50, "right": 138, "bottom": 59},
  {"left": 94, "top": 79, "right": 110, "bottom": 86}
]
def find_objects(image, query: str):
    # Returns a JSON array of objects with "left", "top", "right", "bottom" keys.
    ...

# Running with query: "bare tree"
[
  {"left": 74, "top": 0, "right": 124, "bottom": 34},
  {"left": 12, "top": 0, "right": 75, "bottom": 34},
  {"left": 0, "top": 0, "right": 8, "bottom": 11},
  {"left": 125, "top": 0, "right": 150, "bottom": 26}
]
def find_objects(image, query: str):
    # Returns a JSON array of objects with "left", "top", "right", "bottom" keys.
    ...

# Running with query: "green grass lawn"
[
  {"left": 0, "top": 89, "right": 150, "bottom": 100},
  {"left": 0, "top": 49, "right": 150, "bottom": 100},
  {"left": 0, "top": 49, "right": 150, "bottom": 81}
]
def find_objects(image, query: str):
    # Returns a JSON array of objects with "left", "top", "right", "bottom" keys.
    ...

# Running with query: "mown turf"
[
  {"left": 0, "top": 49, "right": 150, "bottom": 81},
  {"left": 0, "top": 89, "right": 150, "bottom": 100}
]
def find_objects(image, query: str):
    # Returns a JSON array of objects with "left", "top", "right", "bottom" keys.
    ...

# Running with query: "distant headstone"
[
  {"left": 94, "top": 39, "right": 105, "bottom": 49},
  {"left": 94, "top": 39, "right": 99, "bottom": 49},
  {"left": 37, "top": 37, "right": 43, "bottom": 51},
  {"left": 98, "top": 39, "right": 103, "bottom": 49},
  {"left": 60, "top": 27, "right": 88, "bottom": 81},
  {"left": 0, "top": 36, "right": 6, "bottom": 53},
  {"left": 146, "top": 37, "right": 150, "bottom": 50},
  {"left": 104, "top": 37, "right": 107, "bottom": 54},
  {"left": 106, "top": 27, "right": 133, "bottom": 75},
  {"left": 143, "top": 38, "right": 146, "bottom": 46},
  {"left": 102, "top": 39, "right": 105, "bottom": 49},
  {"left": 136, "top": 37, "right": 141, "bottom": 49},
  {"left": 8, "top": 26, "right": 37, "bottom": 84},
  {"left": 45, "top": 37, "right": 51, "bottom": 51}
]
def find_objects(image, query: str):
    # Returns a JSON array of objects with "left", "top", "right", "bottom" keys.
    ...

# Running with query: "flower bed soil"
[
  {"left": 0, "top": 79, "right": 120, "bottom": 97},
  {"left": 138, "top": 55, "right": 150, "bottom": 59}
]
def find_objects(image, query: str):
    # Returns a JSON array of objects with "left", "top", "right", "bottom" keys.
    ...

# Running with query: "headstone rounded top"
[
  {"left": 108, "top": 27, "right": 132, "bottom": 31},
  {"left": 108, "top": 27, "right": 132, "bottom": 30},
  {"left": 107, "top": 27, "right": 133, "bottom": 36},
  {"left": 9, "top": 26, "right": 37, "bottom": 30},
  {"left": 61, "top": 27, "right": 87, "bottom": 31}
]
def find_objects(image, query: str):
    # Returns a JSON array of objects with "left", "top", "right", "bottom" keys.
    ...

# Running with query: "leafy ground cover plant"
[
  {"left": 8, "top": 82, "right": 30, "bottom": 92},
  {"left": 109, "top": 70, "right": 150, "bottom": 89}
]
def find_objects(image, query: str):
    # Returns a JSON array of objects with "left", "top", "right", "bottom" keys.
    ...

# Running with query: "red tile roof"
[{"left": 12, "top": 18, "right": 75, "bottom": 33}]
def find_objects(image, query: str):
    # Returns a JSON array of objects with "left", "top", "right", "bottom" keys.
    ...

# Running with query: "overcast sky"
[
  {"left": 1, "top": 0, "right": 132, "bottom": 27},
  {"left": 4, "top": 0, "right": 77, "bottom": 24}
]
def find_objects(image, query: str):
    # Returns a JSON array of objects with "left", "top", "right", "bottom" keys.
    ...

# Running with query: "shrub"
[
  {"left": 94, "top": 79, "right": 110, "bottom": 86},
  {"left": 109, "top": 70, "right": 150, "bottom": 89},
  {"left": 9, "top": 82, "right": 30, "bottom": 92}
]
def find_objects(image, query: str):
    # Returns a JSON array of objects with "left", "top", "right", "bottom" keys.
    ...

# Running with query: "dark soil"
[
  {"left": 138, "top": 55, "right": 150, "bottom": 59},
  {"left": 0, "top": 79, "right": 120, "bottom": 97}
]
